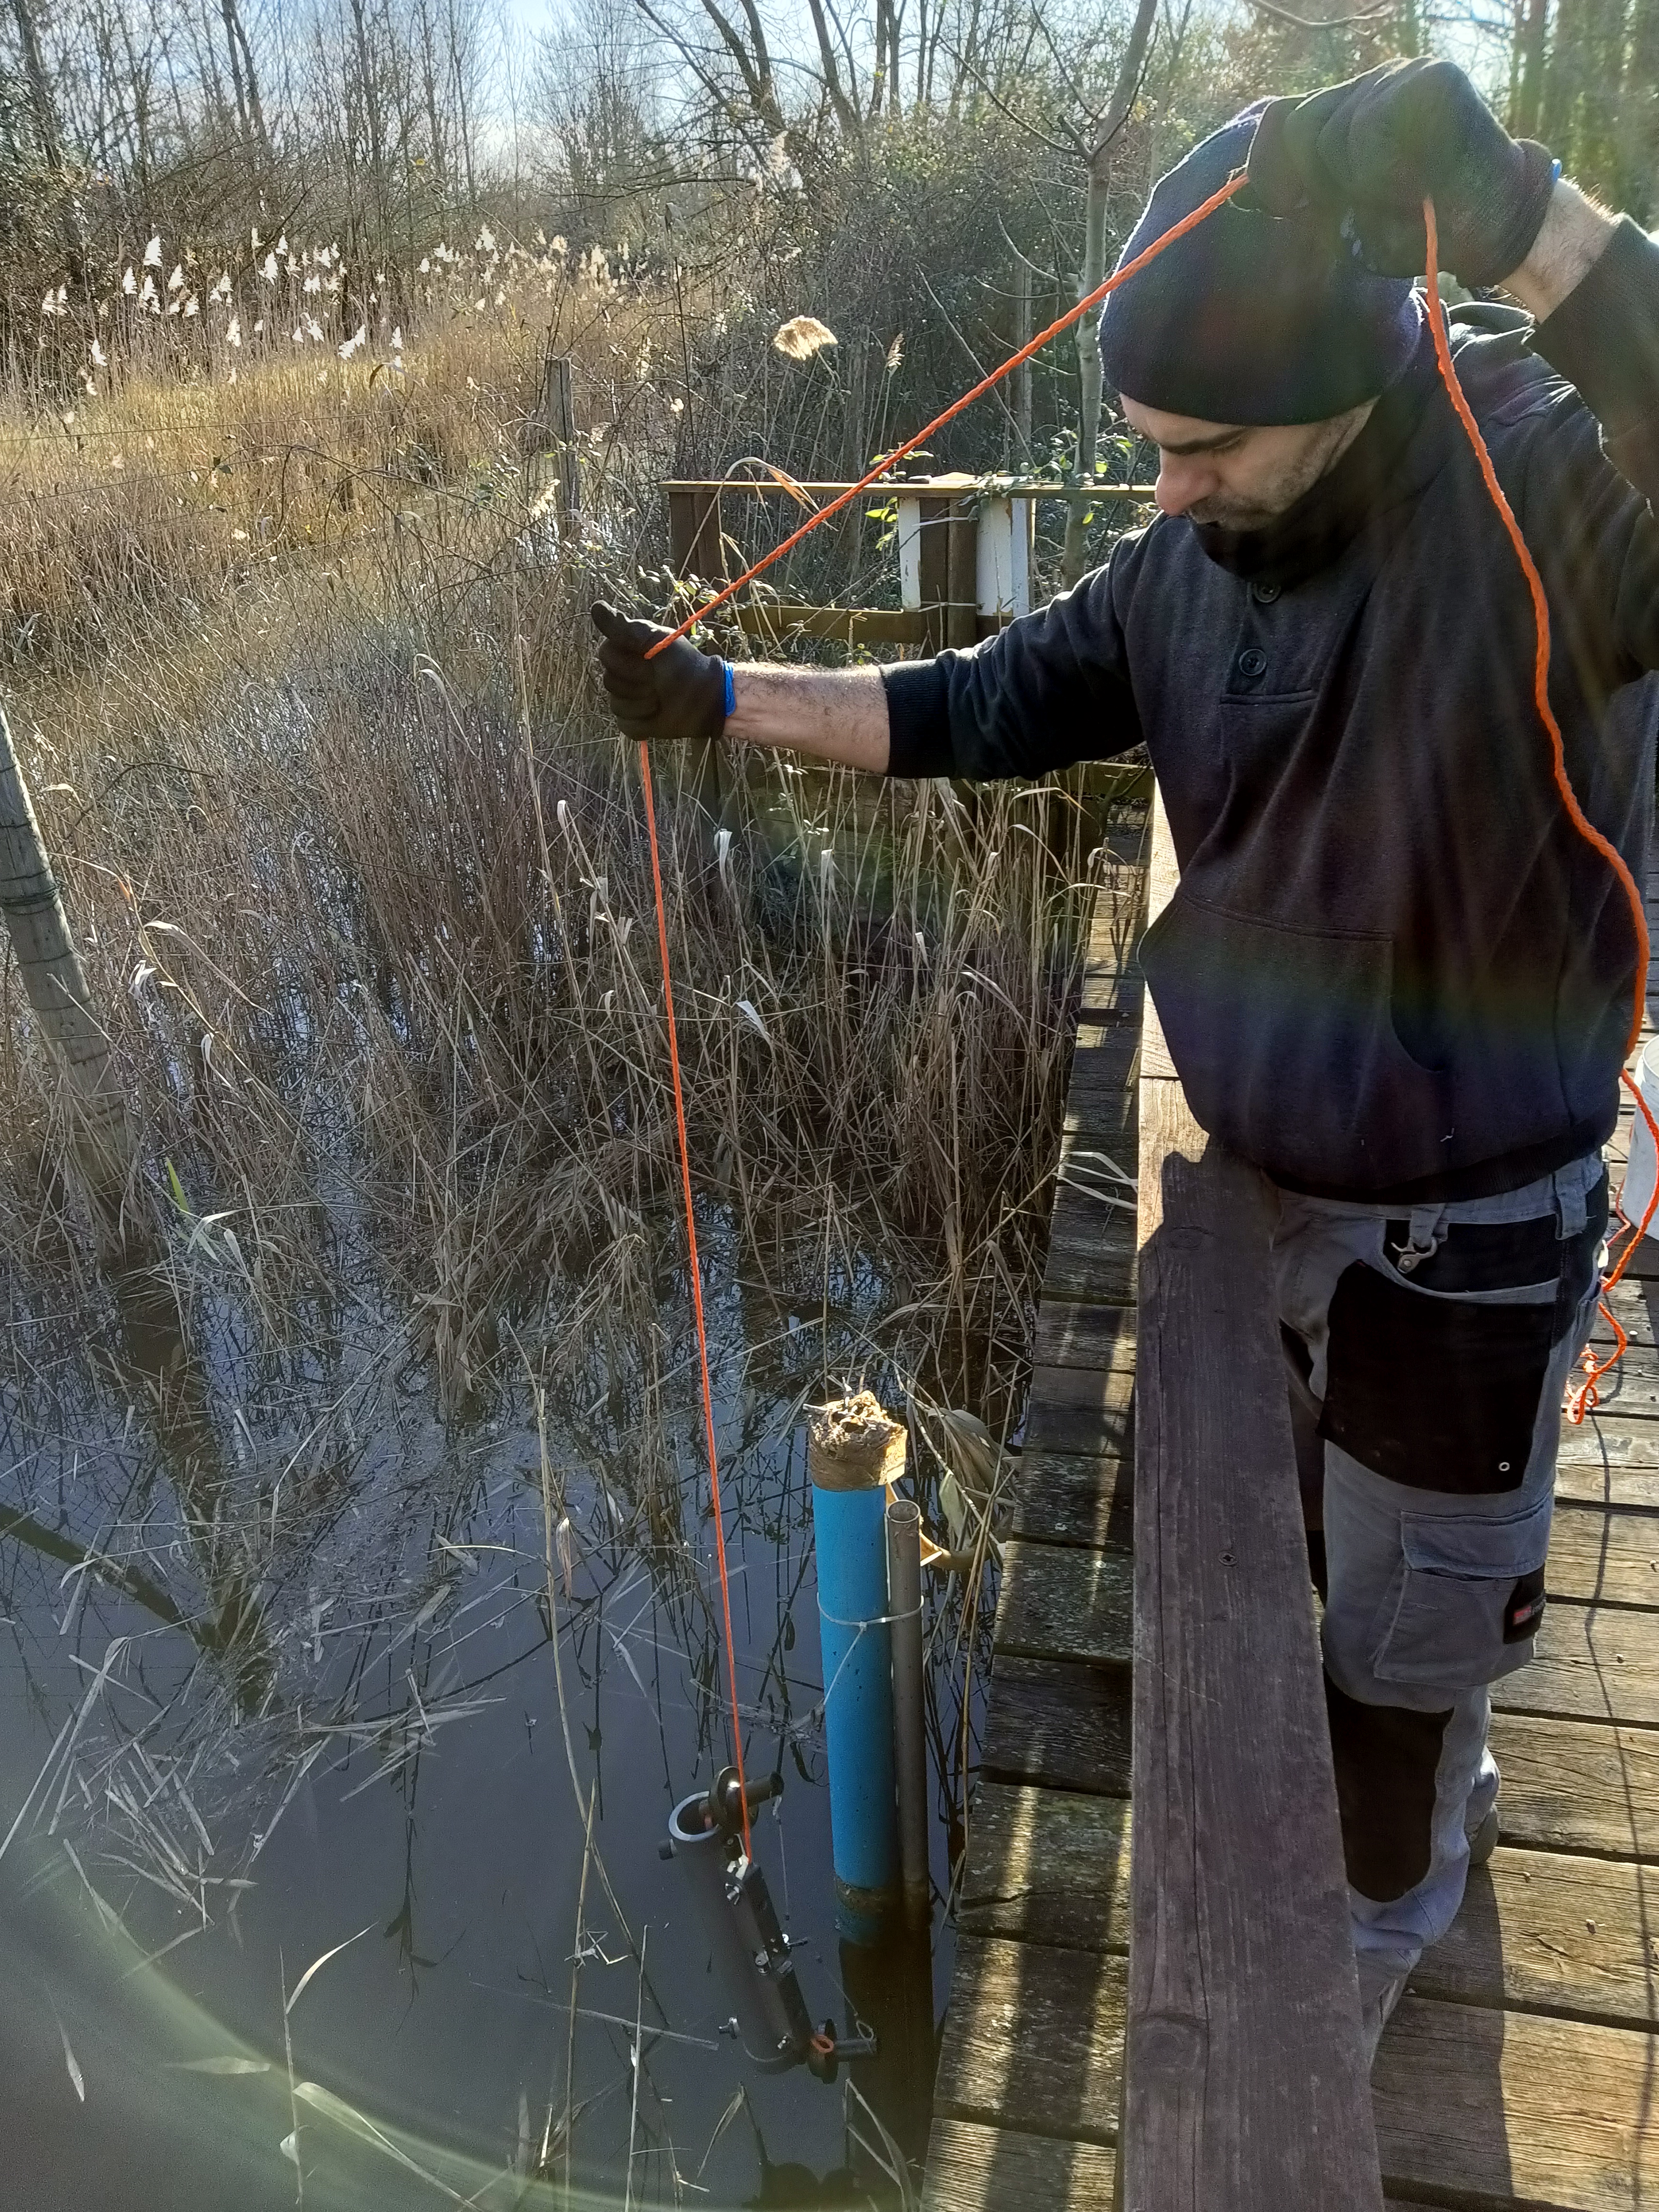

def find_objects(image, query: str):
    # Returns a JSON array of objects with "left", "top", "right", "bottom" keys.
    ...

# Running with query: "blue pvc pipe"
[{"left": 812, "top": 1476, "right": 897, "bottom": 1938}]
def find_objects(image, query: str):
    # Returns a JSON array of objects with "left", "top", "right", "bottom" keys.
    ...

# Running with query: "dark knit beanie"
[{"left": 1097, "top": 103, "right": 1423, "bottom": 425}]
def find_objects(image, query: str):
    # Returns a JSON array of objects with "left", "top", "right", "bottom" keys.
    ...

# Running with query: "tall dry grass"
[
  {"left": 0, "top": 228, "right": 1144, "bottom": 1893},
  {"left": 0, "top": 226, "right": 1142, "bottom": 1426}
]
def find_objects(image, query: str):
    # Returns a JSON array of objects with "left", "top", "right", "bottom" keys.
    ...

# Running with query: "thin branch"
[
  {"left": 1088, "top": 0, "right": 1160, "bottom": 169},
  {"left": 1241, "top": 0, "right": 1393, "bottom": 23},
  {"left": 937, "top": 40, "right": 1088, "bottom": 159}
]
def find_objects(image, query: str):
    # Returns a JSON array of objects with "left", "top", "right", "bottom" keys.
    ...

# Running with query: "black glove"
[
  {"left": 590, "top": 602, "right": 728, "bottom": 744},
  {"left": 1246, "top": 59, "right": 1557, "bottom": 289}
]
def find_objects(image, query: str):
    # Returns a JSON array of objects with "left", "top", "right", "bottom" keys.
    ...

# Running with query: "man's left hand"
[{"left": 1246, "top": 59, "right": 1558, "bottom": 289}]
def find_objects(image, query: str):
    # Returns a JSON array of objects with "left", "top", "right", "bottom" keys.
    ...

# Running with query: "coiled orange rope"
[{"left": 634, "top": 176, "right": 1659, "bottom": 1812}]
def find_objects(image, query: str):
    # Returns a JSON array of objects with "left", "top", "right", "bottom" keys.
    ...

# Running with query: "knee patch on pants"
[{"left": 1326, "top": 1671, "right": 1452, "bottom": 1902}]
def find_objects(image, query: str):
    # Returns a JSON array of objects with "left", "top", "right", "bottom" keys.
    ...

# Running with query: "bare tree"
[
  {"left": 1062, "top": 0, "right": 1159, "bottom": 586},
  {"left": 11, "top": 0, "right": 61, "bottom": 166}
]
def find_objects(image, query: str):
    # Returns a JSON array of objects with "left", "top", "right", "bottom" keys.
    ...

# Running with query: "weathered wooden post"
[
  {"left": 0, "top": 706, "right": 133, "bottom": 1219},
  {"left": 666, "top": 486, "right": 725, "bottom": 586},
  {"left": 896, "top": 477, "right": 980, "bottom": 653},
  {"left": 528, "top": 345, "right": 581, "bottom": 528}
]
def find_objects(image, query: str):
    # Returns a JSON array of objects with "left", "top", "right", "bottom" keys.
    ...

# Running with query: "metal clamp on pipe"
[{"left": 663, "top": 1771, "right": 879, "bottom": 2076}]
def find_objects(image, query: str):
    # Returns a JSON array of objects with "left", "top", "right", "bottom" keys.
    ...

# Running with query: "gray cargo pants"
[{"left": 1272, "top": 1150, "right": 1608, "bottom": 2052}]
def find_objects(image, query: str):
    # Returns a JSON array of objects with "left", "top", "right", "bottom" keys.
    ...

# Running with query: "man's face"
[{"left": 1120, "top": 394, "right": 1376, "bottom": 530}]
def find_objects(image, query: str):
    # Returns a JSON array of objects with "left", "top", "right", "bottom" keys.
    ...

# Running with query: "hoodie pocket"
[{"left": 1139, "top": 884, "right": 1452, "bottom": 1190}]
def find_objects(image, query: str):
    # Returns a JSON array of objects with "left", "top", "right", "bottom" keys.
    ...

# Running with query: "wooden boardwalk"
[
  {"left": 924, "top": 827, "right": 1659, "bottom": 2210},
  {"left": 923, "top": 814, "right": 1143, "bottom": 2212}
]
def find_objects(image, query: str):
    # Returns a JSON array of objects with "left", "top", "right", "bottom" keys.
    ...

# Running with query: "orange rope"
[
  {"left": 637, "top": 743, "right": 752, "bottom": 1856},
  {"left": 1420, "top": 195, "right": 1659, "bottom": 1417},
  {"left": 643, "top": 170, "right": 1249, "bottom": 661}
]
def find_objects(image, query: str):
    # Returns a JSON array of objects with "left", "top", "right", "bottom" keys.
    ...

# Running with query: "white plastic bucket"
[{"left": 1620, "top": 1036, "right": 1659, "bottom": 1239}]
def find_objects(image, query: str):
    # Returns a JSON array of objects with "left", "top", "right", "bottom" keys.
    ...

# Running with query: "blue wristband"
[{"left": 721, "top": 660, "right": 736, "bottom": 722}]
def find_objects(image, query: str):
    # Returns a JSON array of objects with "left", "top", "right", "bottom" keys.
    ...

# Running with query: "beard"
[
  {"left": 1183, "top": 405, "right": 1376, "bottom": 533},
  {"left": 1184, "top": 489, "right": 1287, "bottom": 530}
]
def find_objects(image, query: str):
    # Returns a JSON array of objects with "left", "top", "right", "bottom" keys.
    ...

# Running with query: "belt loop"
[
  {"left": 1393, "top": 1202, "right": 1448, "bottom": 1275},
  {"left": 1554, "top": 1163, "right": 1587, "bottom": 1239}
]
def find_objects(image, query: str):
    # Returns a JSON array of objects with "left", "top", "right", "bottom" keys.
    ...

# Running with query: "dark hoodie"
[{"left": 881, "top": 219, "right": 1659, "bottom": 1202}]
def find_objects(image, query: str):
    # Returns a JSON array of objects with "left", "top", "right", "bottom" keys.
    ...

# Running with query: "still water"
[{"left": 0, "top": 1227, "right": 976, "bottom": 2208}]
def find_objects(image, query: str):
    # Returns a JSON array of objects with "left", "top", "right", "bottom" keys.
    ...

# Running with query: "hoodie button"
[
  {"left": 1238, "top": 648, "right": 1268, "bottom": 679},
  {"left": 1251, "top": 581, "right": 1281, "bottom": 604}
]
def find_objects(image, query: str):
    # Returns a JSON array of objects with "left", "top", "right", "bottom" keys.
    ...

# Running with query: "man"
[{"left": 592, "top": 62, "right": 1659, "bottom": 2057}]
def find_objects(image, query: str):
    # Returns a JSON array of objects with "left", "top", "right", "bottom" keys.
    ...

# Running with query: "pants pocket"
[
  {"left": 1373, "top": 1494, "right": 1554, "bottom": 1691},
  {"left": 1320, "top": 1260, "right": 1558, "bottom": 1493}
]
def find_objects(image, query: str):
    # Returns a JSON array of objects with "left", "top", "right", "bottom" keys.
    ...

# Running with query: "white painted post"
[
  {"left": 975, "top": 497, "right": 1033, "bottom": 622},
  {"left": 896, "top": 496, "right": 924, "bottom": 613}
]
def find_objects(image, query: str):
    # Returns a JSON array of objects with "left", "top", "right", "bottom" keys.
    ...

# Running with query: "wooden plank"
[
  {"left": 666, "top": 486, "right": 723, "bottom": 578},
  {"left": 958, "top": 1784, "right": 1132, "bottom": 1952},
  {"left": 1558, "top": 1458, "right": 1659, "bottom": 1512},
  {"left": 1408, "top": 1845, "right": 1659, "bottom": 2029},
  {"left": 922, "top": 2118, "right": 1117, "bottom": 2212},
  {"left": 1022, "top": 1360, "right": 1134, "bottom": 1458},
  {"left": 1007, "top": 1448, "right": 1132, "bottom": 1552},
  {"left": 1042, "top": 1185, "right": 1139, "bottom": 1304},
  {"left": 1592, "top": 1281, "right": 1659, "bottom": 1352},
  {"left": 1031, "top": 1294, "right": 1137, "bottom": 1371},
  {"left": 1559, "top": 1420, "right": 1659, "bottom": 1470},
  {"left": 1548, "top": 1502, "right": 1659, "bottom": 1606},
  {"left": 994, "top": 1539, "right": 1134, "bottom": 1666},
  {"left": 660, "top": 477, "right": 1159, "bottom": 501},
  {"left": 1374, "top": 1994, "right": 1659, "bottom": 2212},
  {"left": 1493, "top": 1598, "right": 1659, "bottom": 1725},
  {"left": 1127, "top": 793, "right": 1382, "bottom": 2210},
  {"left": 1080, "top": 874, "right": 1147, "bottom": 1024},
  {"left": 1066, "top": 1021, "right": 1142, "bottom": 1101},
  {"left": 733, "top": 602, "right": 927, "bottom": 646},
  {"left": 933, "top": 1934, "right": 1126, "bottom": 2144},
  {"left": 1559, "top": 1344, "right": 1659, "bottom": 1416},
  {"left": 1063, "top": 1063, "right": 1139, "bottom": 1144},
  {"left": 1080, "top": 968, "right": 1146, "bottom": 1022},
  {"left": 1486, "top": 1710, "right": 1659, "bottom": 1860},
  {"left": 980, "top": 1655, "right": 1132, "bottom": 1795}
]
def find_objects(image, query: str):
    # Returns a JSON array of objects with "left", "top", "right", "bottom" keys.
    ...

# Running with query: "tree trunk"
[
  {"left": 1623, "top": 0, "right": 1659, "bottom": 219},
  {"left": 1007, "top": 258, "right": 1033, "bottom": 468},
  {"left": 1513, "top": 0, "right": 1550, "bottom": 135},
  {"left": 221, "top": 0, "right": 271, "bottom": 158},
  {"left": 1062, "top": 0, "right": 1160, "bottom": 588},
  {"left": 0, "top": 709, "right": 133, "bottom": 1222},
  {"left": 10, "top": 0, "right": 60, "bottom": 168}
]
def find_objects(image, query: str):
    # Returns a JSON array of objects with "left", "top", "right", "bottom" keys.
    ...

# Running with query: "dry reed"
[{"left": 0, "top": 226, "right": 1146, "bottom": 1934}]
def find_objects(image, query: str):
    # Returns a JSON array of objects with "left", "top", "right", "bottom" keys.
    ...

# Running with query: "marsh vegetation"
[
  {"left": 0, "top": 204, "right": 1154, "bottom": 2204},
  {"left": 7, "top": 0, "right": 1607, "bottom": 2189}
]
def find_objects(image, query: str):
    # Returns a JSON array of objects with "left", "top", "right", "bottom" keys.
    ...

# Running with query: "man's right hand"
[{"left": 590, "top": 603, "right": 728, "bottom": 744}]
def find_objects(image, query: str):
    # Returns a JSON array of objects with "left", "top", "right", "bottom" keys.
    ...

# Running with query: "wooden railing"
[
  {"left": 1125, "top": 798, "right": 1384, "bottom": 2207},
  {"left": 663, "top": 475, "right": 1158, "bottom": 653}
]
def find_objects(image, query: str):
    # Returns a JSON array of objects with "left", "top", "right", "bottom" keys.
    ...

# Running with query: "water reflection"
[{"left": 0, "top": 1222, "right": 984, "bottom": 2206}]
